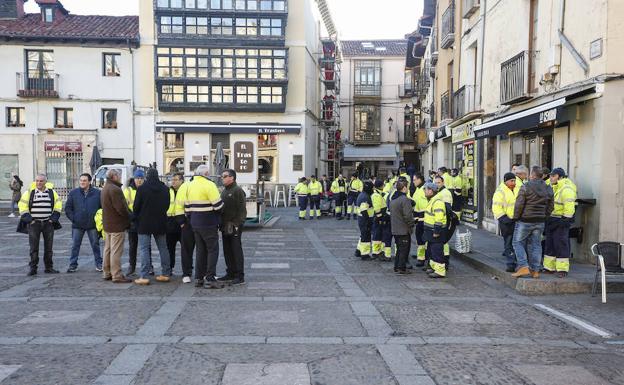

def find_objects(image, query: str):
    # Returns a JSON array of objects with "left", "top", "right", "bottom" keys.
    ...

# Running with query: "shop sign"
[
  {"left": 452, "top": 119, "right": 481, "bottom": 143},
  {"left": 233, "top": 141, "right": 254, "bottom": 173},
  {"left": 434, "top": 125, "right": 450, "bottom": 140},
  {"left": 44, "top": 141, "right": 82, "bottom": 152}
]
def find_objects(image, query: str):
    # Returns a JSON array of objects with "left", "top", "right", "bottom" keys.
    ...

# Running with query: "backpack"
[{"left": 442, "top": 202, "right": 459, "bottom": 243}]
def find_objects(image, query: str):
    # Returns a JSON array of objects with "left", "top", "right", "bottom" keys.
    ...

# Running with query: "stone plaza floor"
[{"left": 0, "top": 207, "right": 623, "bottom": 385}]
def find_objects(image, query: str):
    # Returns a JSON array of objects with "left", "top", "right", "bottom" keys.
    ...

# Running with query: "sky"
[{"left": 25, "top": 0, "right": 421, "bottom": 40}]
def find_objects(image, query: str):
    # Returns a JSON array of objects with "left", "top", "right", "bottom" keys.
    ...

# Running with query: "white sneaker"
[
  {"left": 182, "top": 276, "right": 191, "bottom": 284},
  {"left": 8, "top": 213, "right": 15, "bottom": 218}
]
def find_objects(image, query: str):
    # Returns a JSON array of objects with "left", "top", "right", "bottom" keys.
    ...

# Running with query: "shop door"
[
  {"left": 0, "top": 155, "right": 18, "bottom": 201},
  {"left": 46, "top": 151, "right": 83, "bottom": 200},
  {"left": 511, "top": 131, "right": 553, "bottom": 170}
]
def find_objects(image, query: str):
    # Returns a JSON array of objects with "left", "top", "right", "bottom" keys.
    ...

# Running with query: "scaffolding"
[{"left": 319, "top": 38, "right": 341, "bottom": 180}]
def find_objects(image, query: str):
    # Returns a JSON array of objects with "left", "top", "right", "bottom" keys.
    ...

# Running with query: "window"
[
  {"left": 161, "top": 85, "right": 184, "bottom": 103},
  {"left": 235, "top": 0, "right": 258, "bottom": 10},
  {"left": 260, "top": 86, "right": 282, "bottom": 104},
  {"left": 261, "top": 0, "right": 285, "bottom": 10},
  {"left": 54, "top": 108, "right": 73, "bottom": 128},
  {"left": 211, "top": 0, "right": 233, "bottom": 9},
  {"left": 27, "top": 50, "right": 54, "bottom": 81},
  {"left": 236, "top": 86, "right": 258, "bottom": 103},
  {"left": 160, "top": 16, "right": 183, "bottom": 34},
  {"left": 6, "top": 107, "right": 25, "bottom": 127},
  {"left": 185, "top": 17, "right": 208, "bottom": 35},
  {"left": 185, "top": 0, "right": 208, "bottom": 8},
  {"left": 260, "top": 18, "right": 282, "bottom": 36},
  {"left": 292, "top": 155, "right": 303, "bottom": 171},
  {"left": 186, "top": 85, "right": 209, "bottom": 103},
  {"left": 103, "top": 53, "right": 121, "bottom": 76},
  {"left": 43, "top": 7, "right": 53, "bottom": 22},
  {"left": 171, "top": 0, "right": 183, "bottom": 7},
  {"left": 211, "top": 86, "right": 234, "bottom": 103},
  {"left": 235, "top": 18, "right": 258, "bottom": 36},
  {"left": 211, "top": 17, "right": 233, "bottom": 35},
  {"left": 354, "top": 105, "right": 381, "bottom": 143},
  {"left": 102, "top": 109, "right": 117, "bottom": 129},
  {"left": 354, "top": 60, "right": 382, "bottom": 96}
]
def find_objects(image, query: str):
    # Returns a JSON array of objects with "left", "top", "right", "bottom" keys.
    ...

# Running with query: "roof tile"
[{"left": 340, "top": 39, "right": 407, "bottom": 57}]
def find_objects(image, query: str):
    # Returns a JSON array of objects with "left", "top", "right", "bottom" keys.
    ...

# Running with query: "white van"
[{"left": 92, "top": 164, "right": 148, "bottom": 189}]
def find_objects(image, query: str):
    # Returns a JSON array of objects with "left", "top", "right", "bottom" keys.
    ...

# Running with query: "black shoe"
[
  {"left": 361, "top": 255, "right": 372, "bottom": 261},
  {"left": 195, "top": 279, "right": 204, "bottom": 287},
  {"left": 204, "top": 278, "right": 224, "bottom": 289},
  {"left": 28, "top": 268, "right": 37, "bottom": 276},
  {"left": 126, "top": 267, "right": 136, "bottom": 277},
  {"left": 415, "top": 260, "right": 425, "bottom": 267},
  {"left": 337, "top": 217, "right": 343, "bottom": 220},
  {"left": 425, "top": 268, "right": 434, "bottom": 274},
  {"left": 230, "top": 277, "right": 246, "bottom": 285},
  {"left": 44, "top": 268, "right": 59, "bottom": 274},
  {"left": 505, "top": 266, "right": 516, "bottom": 273},
  {"left": 66, "top": 266, "right": 77, "bottom": 273},
  {"left": 396, "top": 269, "right": 412, "bottom": 275},
  {"left": 346, "top": 216, "right": 351, "bottom": 220},
  {"left": 148, "top": 266, "right": 155, "bottom": 276},
  {"left": 406, "top": 263, "right": 413, "bottom": 270},
  {"left": 217, "top": 274, "right": 235, "bottom": 282},
  {"left": 428, "top": 272, "right": 446, "bottom": 278},
  {"left": 354, "top": 249, "right": 361, "bottom": 258}
]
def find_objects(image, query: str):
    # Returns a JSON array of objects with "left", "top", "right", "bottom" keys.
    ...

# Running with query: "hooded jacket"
[{"left": 133, "top": 171, "right": 170, "bottom": 235}]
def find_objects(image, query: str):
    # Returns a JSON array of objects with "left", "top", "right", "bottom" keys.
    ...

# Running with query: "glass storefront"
[
  {"left": 258, "top": 134, "right": 278, "bottom": 181},
  {"left": 510, "top": 129, "right": 553, "bottom": 169},
  {"left": 482, "top": 136, "right": 498, "bottom": 221}
]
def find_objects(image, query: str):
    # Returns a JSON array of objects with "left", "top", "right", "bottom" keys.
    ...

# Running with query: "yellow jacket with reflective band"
[
  {"left": 371, "top": 189, "right": 387, "bottom": 217},
  {"left": 348, "top": 178, "right": 363, "bottom": 193},
  {"left": 308, "top": 181, "right": 322, "bottom": 196},
  {"left": 383, "top": 180, "right": 394, "bottom": 193},
  {"left": 167, "top": 187, "right": 177, "bottom": 217},
  {"left": 123, "top": 187, "right": 137, "bottom": 212},
  {"left": 424, "top": 195, "right": 447, "bottom": 231},
  {"left": 552, "top": 178, "right": 577, "bottom": 218},
  {"left": 438, "top": 187, "right": 453, "bottom": 205},
  {"left": 358, "top": 196, "right": 374, "bottom": 217},
  {"left": 514, "top": 177, "right": 524, "bottom": 197},
  {"left": 294, "top": 182, "right": 309, "bottom": 196},
  {"left": 184, "top": 176, "right": 224, "bottom": 229},
  {"left": 452, "top": 175, "right": 463, "bottom": 193},
  {"left": 492, "top": 182, "right": 516, "bottom": 219},
  {"left": 94, "top": 208, "right": 105, "bottom": 239},
  {"left": 174, "top": 182, "right": 189, "bottom": 217},
  {"left": 18, "top": 182, "right": 62, "bottom": 216},
  {"left": 330, "top": 179, "right": 346, "bottom": 193},
  {"left": 441, "top": 172, "right": 453, "bottom": 189},
  {"left": 411, "top": 186, "right": 428, "bottom": 216}
]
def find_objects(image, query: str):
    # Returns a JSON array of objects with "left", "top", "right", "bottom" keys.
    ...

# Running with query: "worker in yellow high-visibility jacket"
[
  {"left": 492, "top": 173, "right": 517, "bottom": 272},
  {"left": 423, "top": 182, "right": 448, "bottom": 278},
  {"left": 410, "top": 173, "right": 428, "bottom": 266}
]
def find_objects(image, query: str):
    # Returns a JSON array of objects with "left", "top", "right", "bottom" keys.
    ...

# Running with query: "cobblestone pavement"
[{"left": 0, "top": 208, "right": 623, "bottom": 385}]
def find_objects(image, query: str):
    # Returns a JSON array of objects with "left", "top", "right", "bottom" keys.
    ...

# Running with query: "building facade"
[
  {"left": 0, "top": 0, "right": 139, "bottom": 199},
  {"left": 136, "top": 0, "right": 329, "bottom": 185},
  {"left": 409, "top": 0, "right": 624, "bottom": 261},
  {"left": 338, "top": 39, "right": 412, "bottom": 179}
]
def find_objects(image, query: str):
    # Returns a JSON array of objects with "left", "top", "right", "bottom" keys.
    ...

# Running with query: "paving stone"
[
  {"left": 404, "top": 281, "right": 455, "bottom": 290},
  {"left": 439, "top": 311, "right": 508, "bottom": 324},
  {"left": 16, "top": 310, "right": 94, "bottom": 324},
  {"left": 136, "top": 301, "right": 186, "bottom": 336},
  {"left": 350, "top": 301, "right": 381, "bottom": 316},
  {"left": 394, "top": 375, "right": 437, "bottom": 385},
  {"left": 377, "top": 345, "right": 427, "bottom": 375},
  {"left": 0, "top": 365, "right": 21, "bottom": 382},
  {"left": 251, "top": 263, "right": 290, "bottom": 269},
  {"left": 181, "top": 336, "right": 267, "bottom": 344},
  {"left": 103, "top": 344, "right": 158, "bottom": 375},
  {"left": 248, "top": 282, "right": 295, "bottom": 290},
  {"left": 242, "top": 310, "right": 300, "bottom": 324},
  {"left": 29, "top": 336, "right": 109, "bottom": 344},
  {"left": 267, "top": 337, "right": 343, "bottom": 344},
  {"left": 92, "top": 374, "right": 135, "bottom": 385},
  {"left": 513, "top": 364, "right": 611, "bottom": 385},
  {"left": 222, "top": 363, "right": 311, "bottom": 385},
  {"left": 0, "top": 337, "right": 31, "bottom": 344},
  {"left": 359, "top": 316, "right": 394, "bottom": 336}
]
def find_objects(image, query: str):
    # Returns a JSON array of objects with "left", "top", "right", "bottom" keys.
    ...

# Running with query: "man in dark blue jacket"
[{"left": 65, "top": 173, "right": 102, "bottom": 272}]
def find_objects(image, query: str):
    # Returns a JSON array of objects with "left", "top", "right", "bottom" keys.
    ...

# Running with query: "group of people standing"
[
  {"left": 342, "top": 167, "right": 459, "bottom": 277},
  {"left": 492, "top": 164, "right": 577, "bottom": 278},
  {"left": 16, "top": 166, "right": 247, "bottom": 289}
]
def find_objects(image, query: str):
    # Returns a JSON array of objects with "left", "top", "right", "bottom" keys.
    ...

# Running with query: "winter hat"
[
  {"left": 133, "top": 169, "right": 145, "bottom": 179},
  {"left": 504, "top": 172, "right": 516, "bottom": 182},
  {"left": 374, "top": 179, "right": 384, "bottom": 189},
  {"left": 550, "top": 168, "right": 566, "bottom": 177},
  {"left": 423, "top": 182, "right": 438, "bottom": 192}
]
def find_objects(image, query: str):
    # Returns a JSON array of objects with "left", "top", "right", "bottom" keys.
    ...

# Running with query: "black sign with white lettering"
[
  {"left": 233, "top": 141, "right": 254, "bottom": 173},
  {"left": 474, "top": 105, "right": 565, "bottom": 139}
]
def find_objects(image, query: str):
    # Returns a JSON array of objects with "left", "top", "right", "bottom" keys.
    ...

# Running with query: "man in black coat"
[{"left": 133, "top": 168, "right": 172, "bottom": 285}]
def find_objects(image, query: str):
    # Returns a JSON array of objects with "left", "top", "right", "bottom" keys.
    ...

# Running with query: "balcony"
[
  {"left": 462, "top": 0, "right": 480, "bottom": 18},
  {"left": 429, "top": 102, "right": 436, "bottom": 127},
  {"left": 440, "top": 2, "right": 455, "bottom": 49},
  {"left": 440, "top": 90, "right": 452, "bottom": 121},
  {"left": 354, "top": 83, "right": 381, "bottom": 97},
  {"left": 452, "top": 85, "right": 479, "bottom": 119},
  {"left": 500, "top": 51, "right": 533, "bottom": 105},
  {"left": 430, "top": 28, "right": 438, "bottom": 64},
  {"left": 402, "top": 120, "right": 416, "bottom": 143},
  {"left": 16, "top": 73, "right": 59, "bottom": 98},
  {"left": 399, "top": 84, "right": 414, "bottom": 98},
  {"left": 354, "top": 129, "right": 381, "bottom": 145}
]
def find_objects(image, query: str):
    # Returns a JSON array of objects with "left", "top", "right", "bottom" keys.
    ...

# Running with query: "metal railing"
[
  {"left": 354, "top": 83, "right": 381, "bottom": 97},
  {"left": 354, "top": 129, "right": 381, "bottom": 144},
  {"left": 430, "top": 27, "right": 438, "bottom": 64},
  {"left": 462, "top": 0, "right": 480, "bottom": 18},
  {"left": 429, "top": 102, "right": 436, "bottom": 127},
  {"left": 16, "top": 72, "right": 59, "bottom": 98},
  {"left": 452, "top": 85, "right": 478, "bottom": 119},
  {"left": 441, "top": 1, "right": 455, "bottom": 49},
  {"left": 500, "top": 51, "right": 532, "bottom": 105},
  {"left": 441, "top": 90, "right": 452, "bottom": 121},
  {"left": 399, "top": 84, "right": 414, "bottom": 98},
  {"left": 403, "top": 119, "right": 415, "bottom": 143}
]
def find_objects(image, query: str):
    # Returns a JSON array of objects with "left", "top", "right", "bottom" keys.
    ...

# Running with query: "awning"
[
  {"left": 155, "top": 122, "right": 301, "bottom": 135},
  {"left": 343, "top": 144, "right": 397, "bottom": 161},
  {"left": 473, "top": 98, "right": 566, "bottom": 139},
  {"left": 429, "top": 125, "right": 451, "bottom": 142}
]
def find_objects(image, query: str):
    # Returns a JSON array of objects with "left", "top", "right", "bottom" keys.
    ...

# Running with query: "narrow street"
[{"left": 0, "top": 209, "right": 622, "bottom": 385}]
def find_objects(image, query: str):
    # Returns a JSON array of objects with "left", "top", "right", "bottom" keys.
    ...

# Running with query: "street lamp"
[
  {"left": 388, "top": 116, "right": 393, "bottom": 131},
  {"left": 388, "top": 116, "right": 400, "bottom": 168},
  {"left": 404, "top": 104, "right": 411, "bottom": 115}
]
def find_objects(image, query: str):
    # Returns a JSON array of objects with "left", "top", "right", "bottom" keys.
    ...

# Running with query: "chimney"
[
  {"left": 35, "top": 0, "right": 68, "bottom": 23},
  {"left": 0, "top": 0, "right": 27, "bottom": 19}
]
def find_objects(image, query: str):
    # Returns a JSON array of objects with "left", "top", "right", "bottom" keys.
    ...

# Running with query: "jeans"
[
  {"left": 180, "top": 223, "right": 195, "bottom": 277},
  {"left": 499, "top": 220, "right": 516, "bottom": 269},
  {"left": 129, "top": 231, "right": 151, "bottom": 270},
  {"left": 138, "top": 234, "right": 171, "bottom": 279},
  {"left": 512, "top": 221, "right": 544, "bottom": 272},
  {"left": 394, "top": 234, "right": 411, "bottom": 270},
  {"left": 10, "top": 200, "right": 17, "bottom": 214},
  {"left": 222, "top": 225, "right": 244, "bottom": 279},
  {"left": 69, "top": 228, "right": 102, "bottom": 269},
  {"left": 28, "top": 220, "right": 54, "bottom": 269},
  {"left": 166, "top": 231, "right": 181, "bottom": 270}
]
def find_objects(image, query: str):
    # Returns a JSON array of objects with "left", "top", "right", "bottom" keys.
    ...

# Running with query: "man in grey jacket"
[{"left": 390, "top": 180, "right": 415, "bottom": 274}]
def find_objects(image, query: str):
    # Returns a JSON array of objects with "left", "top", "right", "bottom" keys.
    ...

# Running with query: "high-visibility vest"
[
  {"left": 308, "top": 181, "right": 322, "bottom": 196},
  {"left": 330, "top": 179, "right": 346, "bottom": 193},
  {"left": 412, "top": 186, "right": 428, "bottom": 219},
  {"left": 18, "top": 182, "right": 61, "bottom": 216},
  {"left": 348, "top": 178, "right": 363, "bottom": 194},
  {"left": 371, "top": 189, "right": 387, "bottom": 218},
  {"left": 183, "top": 176, "right": 223, "bottom": 228},
  {"left": 424, "top": 195, "right": 446, "bottom": 231},
  {"left": 294, "top": 182, "right": 309, "bottom": 196},
  {"left": 123, "top": 187, "right": 137, "bottom": 212},
  {"left": 167, "top": 187, "right": 177, "bottom": 217},
  {"left": 438, "top": 187, "right": 453, "bottom": 205},
  {"left": 492, "top": 182, "right": 516, "bottom": 219},
  {"left": 552, "top": 178, "right": 577, "bottom": 218}
]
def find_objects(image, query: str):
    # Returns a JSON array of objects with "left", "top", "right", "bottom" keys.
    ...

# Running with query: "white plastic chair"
[
  {"left": 591, "top": 242, "right": 624, "bottom": 304},
  {"left": 287, "top": 184, "right": 297, "bottom": 207},
  {"left": 263, "top": 189, "right": 273, "bottom": 207},
  {"left": 274, "top": 184, "right": 287, "bottom": 207}
]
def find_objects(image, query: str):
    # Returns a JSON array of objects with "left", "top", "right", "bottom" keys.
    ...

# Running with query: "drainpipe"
[
  {"left": 128, "top": 38, "right": 137, "bottom": 164},
  {"left": 478, "top": 0, "right": 486, "bottom": 108}
]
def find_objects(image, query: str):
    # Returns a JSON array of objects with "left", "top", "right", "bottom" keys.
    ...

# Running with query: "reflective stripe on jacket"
[
  {"left": 183, "top": 176, "right": 223, "bottom": 229},
  {"left": 492, "top": 182, "right": 516, "bottom": 219},
  {"left": 308, "top": 181, "right": 322, "bottom": 196},
  {"left": 552, "top": 178, "right": 577, "bottom": 218}
]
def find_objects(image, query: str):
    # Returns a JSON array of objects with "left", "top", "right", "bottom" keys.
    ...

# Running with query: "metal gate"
[{"left": 45, "top": 151, "right": 83, "bottom": 201}]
